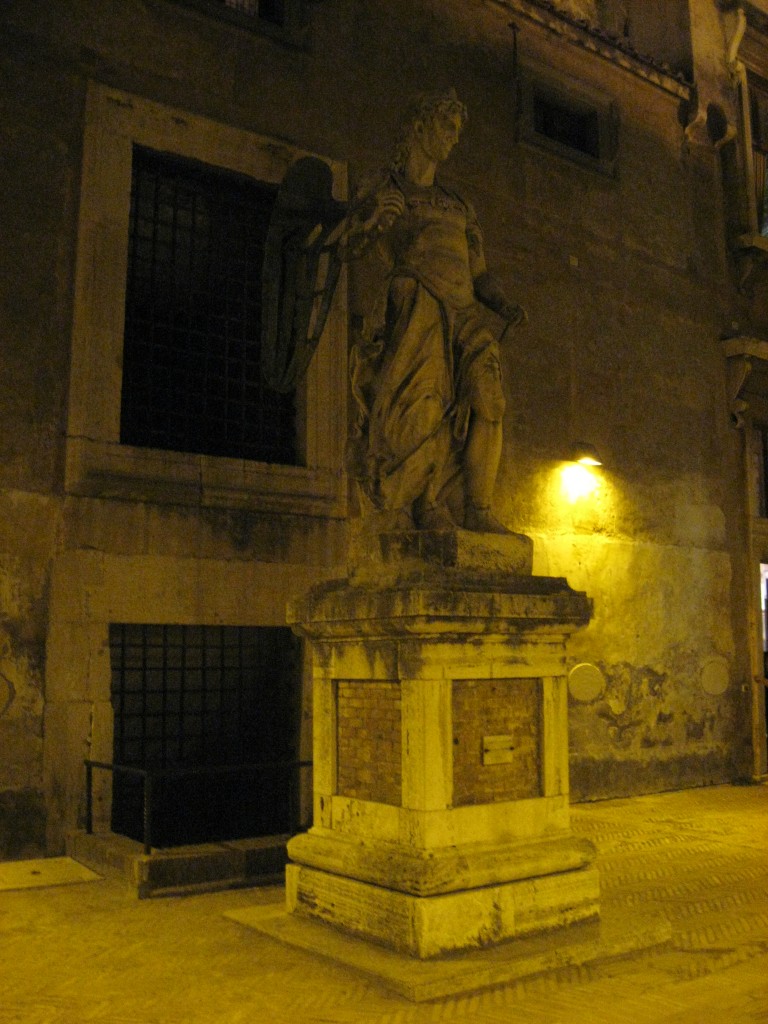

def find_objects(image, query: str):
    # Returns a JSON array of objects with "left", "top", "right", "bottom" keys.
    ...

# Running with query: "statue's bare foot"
[{"left": 464, "top": 505, "right": 511, "bottom": 534}]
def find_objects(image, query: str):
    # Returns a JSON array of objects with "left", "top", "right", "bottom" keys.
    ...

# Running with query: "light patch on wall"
[{"left": 561, "top": 463, "right": 601, "bottom": 503}]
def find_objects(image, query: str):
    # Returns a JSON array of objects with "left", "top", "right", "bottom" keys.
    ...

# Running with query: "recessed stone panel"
[
  {"left": 452, "top": 679, "right": 542, "bottom": 806},
  {"left": 336, "top": 680, "right": 402, "bottom": 805}
]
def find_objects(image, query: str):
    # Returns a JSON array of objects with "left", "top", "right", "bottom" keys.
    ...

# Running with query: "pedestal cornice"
[{"left": 288, "top": 574, "right": 592, "bottom": 640}]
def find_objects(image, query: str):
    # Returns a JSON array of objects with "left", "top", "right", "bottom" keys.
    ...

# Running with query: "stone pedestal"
[{"left": 285, "top": 529, "right": 598, "bottom": 959}]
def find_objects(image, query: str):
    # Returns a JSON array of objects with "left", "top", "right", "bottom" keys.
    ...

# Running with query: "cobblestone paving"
[{"left": 1, "top": 784, "right": 766, "bottom": 1023}]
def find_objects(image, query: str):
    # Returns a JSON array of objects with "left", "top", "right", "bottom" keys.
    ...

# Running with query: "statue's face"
[{"left": 415, "top": 106, "right": 463, "bottom": 165}]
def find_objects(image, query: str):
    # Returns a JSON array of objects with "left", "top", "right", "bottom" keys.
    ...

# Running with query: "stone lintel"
[{"left": 287, "top": 829, "right": 596, "bottom": 897}]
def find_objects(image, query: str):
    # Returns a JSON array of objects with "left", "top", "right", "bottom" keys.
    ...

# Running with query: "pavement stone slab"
[{"left": 0, "top": 784, "right": 766, "bottom": 1023}]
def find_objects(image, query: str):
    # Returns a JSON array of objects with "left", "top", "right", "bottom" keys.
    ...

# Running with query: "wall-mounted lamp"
[{"left": 570, "top": 441, "right": 602, "bottom": 467}]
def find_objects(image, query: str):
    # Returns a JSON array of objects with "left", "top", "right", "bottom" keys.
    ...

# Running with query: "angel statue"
[{"left": 261, "top": 89, "right": 526, "bottom": 533}]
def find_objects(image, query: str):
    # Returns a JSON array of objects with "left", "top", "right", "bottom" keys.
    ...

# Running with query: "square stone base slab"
[
  {"left": 225, "top": 900, "right": 671, "bottom": 1002},
  {"left": 348, "top": 526, "right": 534, "bottom": 584},
  {"left": 285, "top": 863, "right": 600, "bottom": 958}
]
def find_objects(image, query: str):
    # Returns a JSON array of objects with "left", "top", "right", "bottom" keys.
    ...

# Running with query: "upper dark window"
[
  {"left": 520, "top": 71, "right": 618, "bottom": 176},
  {"left": 749, "top": 74, "right": 768, "bottom": 236},
  {"left": 120, "top": 145, "right": 298, "bottom": 466},
  {"left": 172, "top": 0, "right": 309, "bottom": 44},
  {"left": 220, "top": 0, "right": 284, "bottom": 25},
  {"left": 532, "top": 95, "right": 601, "bottom": 161}
]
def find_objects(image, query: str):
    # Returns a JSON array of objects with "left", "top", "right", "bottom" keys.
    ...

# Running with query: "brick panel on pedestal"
[
  {"left": 452, "top": 677, "right": 542, "bottom": 805},
  {"left": 336, "top": 680, "right": 402, "bottom": 805}
]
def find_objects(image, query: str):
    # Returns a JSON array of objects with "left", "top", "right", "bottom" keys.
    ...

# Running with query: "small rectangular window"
[
  {"left": 749, "top": 75, "right": 768, "bottom": 235},
  {"left": 520, "top": 70, "right": 617, "bottom": 176},
  {"left": 532, "top": 95, "right": 601, "bottom": 160},
  {"left": 223, "top": 0, "right": 283, "bottom": 24}
]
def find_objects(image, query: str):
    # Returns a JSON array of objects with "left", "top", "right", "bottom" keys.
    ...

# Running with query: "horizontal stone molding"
[{"left": 287, "top": 829, "right": 596, "bottom": 896}]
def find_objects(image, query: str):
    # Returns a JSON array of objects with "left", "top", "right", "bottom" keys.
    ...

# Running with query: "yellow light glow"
[
  {"left": 576, "top": 453, "right": 602, "bottom": 467},
  {"left": 561, "top": 462, "right": 600, "bottom": 503},
  {"left": 570, "top": 442, "right": 602, "bottom": 466}
]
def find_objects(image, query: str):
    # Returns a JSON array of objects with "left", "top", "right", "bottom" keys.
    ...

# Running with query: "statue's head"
[{"left": 391, "top": 88, "right": 468, "bottom": 173}]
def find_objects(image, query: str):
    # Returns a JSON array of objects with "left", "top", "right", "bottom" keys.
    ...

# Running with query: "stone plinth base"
[
  {"left": 226, "top": 900, "right": 670, "bottom": 1002},
  {"left": 286, "top": 829, "right": 596, "bottom": 896},
  {"left": 286, "top": 527, "right": 596, "bottom": 962},
  {"left": 286, "top": 861, "right": 599, "bottom": 959}
]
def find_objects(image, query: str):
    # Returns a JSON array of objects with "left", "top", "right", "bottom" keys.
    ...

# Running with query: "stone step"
[{"left": 66, "top": 829, "right": 289, "bottom": 898}]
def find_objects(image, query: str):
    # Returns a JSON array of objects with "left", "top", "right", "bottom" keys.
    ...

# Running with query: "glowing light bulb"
[
  {"left": 561, "top": 463, "right": 600, "bottom": 503},
  {"left": 570, "top": 442, "right": 602, "bottom": 467}
]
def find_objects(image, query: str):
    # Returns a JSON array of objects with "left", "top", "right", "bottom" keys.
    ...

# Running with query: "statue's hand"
[
  {"left": 369, "top": 186, "right": 405, "bottom": 233},
  {"left": 500, "top": 303, "right": 528, "bottom": 328}
]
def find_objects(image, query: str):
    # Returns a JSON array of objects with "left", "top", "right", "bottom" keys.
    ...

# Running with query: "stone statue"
[
  {"left": 262, "top": 89, "right": 526, "bottom": 533},
  {"left": 345, "top": 89, "right": 526, "bottom": 533}
]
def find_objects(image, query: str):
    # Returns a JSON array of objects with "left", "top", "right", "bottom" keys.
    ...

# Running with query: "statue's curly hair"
[{"left": 390, "top": 88, "right": 468, "bottom": 173}]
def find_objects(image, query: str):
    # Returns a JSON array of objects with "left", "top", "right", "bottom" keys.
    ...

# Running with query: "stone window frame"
[
  {"left": 66, "top": 82, "right": 347, "bottom": 518},
  {"left": 518, "top": 64, "right": 619, "bottom": 177}
]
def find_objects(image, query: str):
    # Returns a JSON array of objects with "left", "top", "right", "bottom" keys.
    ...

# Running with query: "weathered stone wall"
[
  {"left": 623, "top": 0, "right": 692, "bottom": 77},
  {"left": 469, "top": 0, "right": 750, "bottom": 797},
  {"left": 0, "top": 0, "right": 755, "bottom": 854}
]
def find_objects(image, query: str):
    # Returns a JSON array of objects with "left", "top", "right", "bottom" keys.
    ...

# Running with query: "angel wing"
[{"left": 261, "top": 157, "right": 346, "bottom": 393}]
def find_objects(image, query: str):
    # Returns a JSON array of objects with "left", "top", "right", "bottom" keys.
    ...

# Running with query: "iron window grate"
[
  {"left": 109, "top": 623, "right": 301, "bottom": 770},
  {"left": 108, "top": 623, "right": 303, "bottom": 845},
  {"left": 120, "top": 145, "right": 298, "bottom": 465}
]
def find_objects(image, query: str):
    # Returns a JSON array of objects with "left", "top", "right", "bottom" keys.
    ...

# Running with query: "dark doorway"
[{"left": 109, "top": 624, "right": 302, "bottom": 847}]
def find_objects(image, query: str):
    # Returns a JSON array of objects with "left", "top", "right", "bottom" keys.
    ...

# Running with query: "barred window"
[
  {"left": 67, "top": 84, "right": 347, "bottom": 515},
  {"left": 109, "top": 623, "right": 302, "bottom": 845},
  {"left": 120, "top": 146, "right": 298, "bottom": 466},
  {"left": 749, "top": 75, "right": 768, "bottom": 236}
]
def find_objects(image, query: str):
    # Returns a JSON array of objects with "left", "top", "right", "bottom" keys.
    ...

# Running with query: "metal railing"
[{"left": 84, "top": 758, "right": 312, "bottom": 855}]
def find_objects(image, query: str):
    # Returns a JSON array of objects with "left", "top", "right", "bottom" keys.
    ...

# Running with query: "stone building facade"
[{"left": 0, "top": 0, "right": 766, "bottom": 860}]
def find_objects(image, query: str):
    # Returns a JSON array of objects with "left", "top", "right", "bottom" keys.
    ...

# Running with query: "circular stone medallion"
[
  {"left": 700, "top": 657, "right": 730, "bottom": 696},
  {"left": 568, "top": 662, "right": 605, "bottom": 703}
]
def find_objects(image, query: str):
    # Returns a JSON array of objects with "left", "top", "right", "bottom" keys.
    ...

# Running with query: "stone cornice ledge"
[{"left": 490, "top": 0, "right": 693, "bottom": 99}]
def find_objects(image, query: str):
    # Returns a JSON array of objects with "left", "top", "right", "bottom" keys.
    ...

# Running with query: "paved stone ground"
[{"left": 0, "top": 784, "right": 766, "bottom": 1023}]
